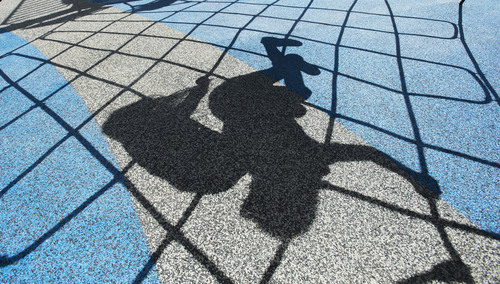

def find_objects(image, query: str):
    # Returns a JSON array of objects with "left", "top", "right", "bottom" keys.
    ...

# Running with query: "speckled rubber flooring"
[{"left": 0, "top": 0, "right": 498, "bottom": 282}]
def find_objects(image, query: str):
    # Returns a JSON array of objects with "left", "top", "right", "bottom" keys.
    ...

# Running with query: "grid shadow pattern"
[{"left": 0, "top": 0, "right": 499, "bottom": 283}]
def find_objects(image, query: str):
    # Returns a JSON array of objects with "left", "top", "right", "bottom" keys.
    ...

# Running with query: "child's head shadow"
[{"left": 259, "top": 36, "right": 321, "bottom": 100}]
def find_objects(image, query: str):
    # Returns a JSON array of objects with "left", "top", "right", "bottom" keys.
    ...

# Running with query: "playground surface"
[{"left": 0, "top": 0, "right": 499, "bottom": 282}]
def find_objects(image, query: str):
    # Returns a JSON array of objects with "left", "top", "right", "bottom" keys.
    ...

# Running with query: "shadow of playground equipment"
[
  {"left": 0, "top": 0, "right": 102, "bottom": 30},
  {"left": 0, "top": 0, "right": 176, "bottom": 31},
  {"left": 0, "top": 0, "right": 496, "bottom": 280}
]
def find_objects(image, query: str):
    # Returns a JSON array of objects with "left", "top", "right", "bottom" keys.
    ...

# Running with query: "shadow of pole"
[{"left": 458, "top": 1, "right": 499, "bottom": 106}]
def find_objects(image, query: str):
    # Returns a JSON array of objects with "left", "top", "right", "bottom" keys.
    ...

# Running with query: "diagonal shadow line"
[
  {"left": 0, "top": 0, "right": 208, "bottom": 133},
  {"left": 304, "top": 100, "right": 500, "bottom": 170},
  {"left": 324, "top": 0, "right": 359, "bottom": 145},
  {"left": 0, "top": 105, "right": 38, "bottom": 131},
  {"left": 420, "top": 198, "right": 475, "bottom": 284},
  {"left": 133, "top": 233, "right": 176, "bottom": 284},
  {"left": 132, "top": 192, "right": 204, "bottom": 283},
  {"left": 259, "top": 239, "right": 289, "bottom": 284},
  {"left": 385, "top": 0, "right": 428, "bottom": 177},
  {"left": 458, "top": 2, "right": 499, "bottom": 106},
  {"left": 121, "top": 169, "right": 234, "bottom": 283},
  {"left": 206, "top": 0, "right": 282, "bottom": 76},
  {"left": 0, "top": 33, "right": 41, "bottom": 56},
  {"left": 0, "top": 176, "right": 121, "bottom": 266},
  {"left": 216, "top": 11, "right": 480, "bottom": 102},
  {"left": 280, "top": 0, "right": 314, "bottom": 55},
  {"left": 322, "top": 182, "right": 498, "bottom": 240},
  {"left": 111, "top": 0, "right": 190, "bottom": 12},
  {"left": 0, "top": 131, "right": 71, "bottom": 198},
  {"left": 0, "top": 69, "right": 121, "bottom": 197}
]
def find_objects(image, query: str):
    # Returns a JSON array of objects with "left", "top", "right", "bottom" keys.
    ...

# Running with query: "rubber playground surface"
[{"left": 0, "top": 0, "right": 499, "bottom": 282}]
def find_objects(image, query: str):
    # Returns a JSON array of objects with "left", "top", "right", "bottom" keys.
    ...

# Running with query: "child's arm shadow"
[{"left": 323, "top": 142, "right": 440, "bottom": 198}]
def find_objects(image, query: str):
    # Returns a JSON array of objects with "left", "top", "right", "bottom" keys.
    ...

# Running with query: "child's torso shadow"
[{"left": 209, "top": 71, "right": 330, "bottom": 239}]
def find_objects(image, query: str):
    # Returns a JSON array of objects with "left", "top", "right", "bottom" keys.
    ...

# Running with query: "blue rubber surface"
[
  {"left": 0, "top": 30, "right": 160, "bottom": 283},
  {"left": 92, "top": 0, "right": 499, "bottom": 236}
]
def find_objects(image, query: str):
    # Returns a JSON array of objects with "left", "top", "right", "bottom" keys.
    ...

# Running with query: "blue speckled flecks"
[{"left": 0, "top": 30, "right": 160, "bottom": 283}]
